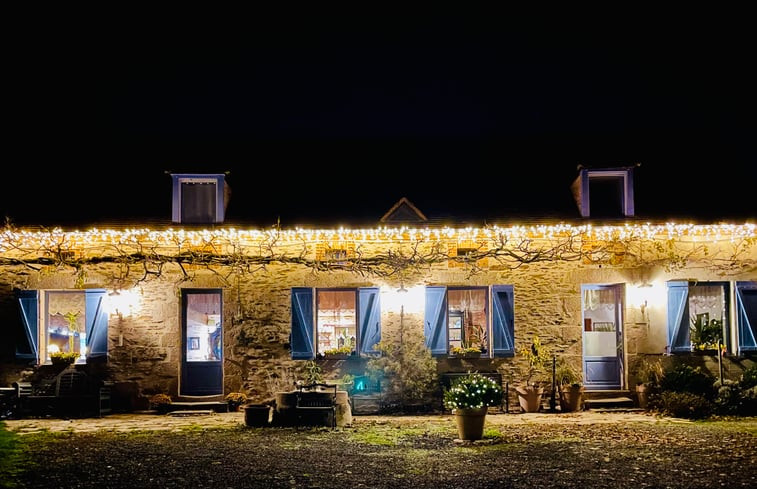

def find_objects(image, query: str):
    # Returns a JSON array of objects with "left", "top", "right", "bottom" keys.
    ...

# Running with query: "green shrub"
[
  {"left": 740, "top": 364, "right": 757, "bottom": 389},
  {"left": 655, "top": 391, "right": 713, "bottom": 419},
  {"left": 713, "top": 380, "right": 743, "bottom": 415},
  {"left": 635, "top": 356, "right": 664, "bottom": 386},
  {"left": 659, "top": 364, "right": 716, "bottom": 399}
]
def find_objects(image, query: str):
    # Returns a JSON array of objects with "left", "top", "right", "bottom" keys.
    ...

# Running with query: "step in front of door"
[
  {"left": 583, "top": 396, "right": 639, "bottom": 411},
  {"left": 169, "top": 401, "right": 229, "bottom": 413}
]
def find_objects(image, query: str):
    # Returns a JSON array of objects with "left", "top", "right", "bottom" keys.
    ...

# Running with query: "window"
[
  {"left": 171, "top": 173, "right": 227, "bottom": 224},
  {"left": 290, "top": 287, "right": 381, "bottom": 359},
  {"left": 14, "top": 289, "right": 108, "bottom": 364},
  {"left": 736, "top": 281, "right": 757, "bottom": 354},
  {"left": 424, "top": 285, "right": 514, "bottom": 357},
  {"left": 317, "top": 290, "right": 357, "bottom": 355},
  {"left": 184, "top": 291, "right": 222, "bottom": 362},
  {"left": 572, "top": 167, "right": 635, "bottom": 218},
  {"left": 667, "top": 281, "right": 730, "bottom": 353}
]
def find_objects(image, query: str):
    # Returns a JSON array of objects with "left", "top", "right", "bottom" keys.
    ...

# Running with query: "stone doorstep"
[
  {"left": 169, "top": 401, "right": 229, "bottom": 413},
  {"left": 583, "top": 396, "right": 636, "bottom": 410},
  {"left": 168, "top": 409, "right": 214, "bottom": 416}
]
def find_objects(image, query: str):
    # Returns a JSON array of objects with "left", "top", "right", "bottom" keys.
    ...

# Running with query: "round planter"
[
  {"left": 559, "top": 385, "right": 584, "bottom": 412},
  {"left": 515, "top": 386, "right": 544, "bottom": 413},
  {"left": 453, "top": 406, "right": 488, "bottom": 440},
  {"left": 244, "top": 404, "right": 271, "bottom": 427},
  {"left": 636, "top": 384, "right": 650, "bottom": 409},
  {"left": 154, "top": 404, "right": 172, "bottom": 415}
]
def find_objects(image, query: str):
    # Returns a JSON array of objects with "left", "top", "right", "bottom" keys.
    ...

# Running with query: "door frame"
[
  {"left": 581, "top": 284, "right": 624, "bottom": 390},
  {"left": 180, "top": 288, "right": 224, "bottom": 397}
]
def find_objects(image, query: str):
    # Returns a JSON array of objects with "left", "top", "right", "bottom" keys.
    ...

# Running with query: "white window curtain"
[
  {"left": 583, "top": 289, "right": 616, "bottom": 311},
  {"left": 689, "top": 285, "right": 723, "bottom": 319}
]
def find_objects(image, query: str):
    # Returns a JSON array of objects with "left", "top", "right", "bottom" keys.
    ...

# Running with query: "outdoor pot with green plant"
[
  {"left": 225, "top": 392, "right": 249, "bottom": 411},
  {"left": 515, "top": 335, "right": 550, "bottom": 412},
  {"left": 50, "top": 351, "right": 79, "bottom": 367},
  {"left": 554, "top": 359, "right": 583, "bottom": 412},
  {"left": 634, "top": 356, "right": 664, "bottom": 409},
  {"left": 444, "top": 372, "right": 503, "bottom": 441}
]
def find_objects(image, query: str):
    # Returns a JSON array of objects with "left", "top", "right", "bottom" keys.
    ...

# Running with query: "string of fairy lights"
[{"left": 0, "top": 223, "right": 754, "bottom": 252}]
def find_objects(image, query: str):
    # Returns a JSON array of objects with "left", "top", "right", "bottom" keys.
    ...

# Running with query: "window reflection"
[{"left": 185, "top": 293, "right": 222, "bottom": 362}]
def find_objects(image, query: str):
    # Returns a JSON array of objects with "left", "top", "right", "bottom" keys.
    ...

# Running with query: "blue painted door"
[
  {"left": 181, "top": 289, "right": 224, "bottom": 396},
  {"left": 581, "top": 284, "right": 624, "bottom": 390}
]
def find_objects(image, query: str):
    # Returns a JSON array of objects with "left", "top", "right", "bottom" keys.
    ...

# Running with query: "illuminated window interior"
[
  {"left": 317, "top": 290, "right": 357, "bottom": 355},
  {"left": 45, "top": 291, "right": 86, "bottom": 363},
  {"left": 185, "top": 292, "right": 223, "bottom": 362},
  {"left": 447, "top": 288, "right": 488, "bottom": 352}
]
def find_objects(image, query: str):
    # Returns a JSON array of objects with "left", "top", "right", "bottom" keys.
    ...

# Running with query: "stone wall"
[{"left": 0, "top": 231, "right": 755, "bottom": 411}]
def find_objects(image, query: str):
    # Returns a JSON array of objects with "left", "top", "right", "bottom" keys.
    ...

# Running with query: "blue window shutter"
[
  {"left": 424, "top": 286, "right": 447, "bottom": 355},
  {"left": 15, "top": 290, "right": 39, "bottom": 361},
  {"left": 736, "top": 281, "right": 757, "bottom": 353},
  {"left": 291, "top": 287, "right": 314, "bottom": 359},
  {"left": 491, "top": 285, "right": 515, "bottom": 357},
  {"left": 667, "top": 281, "right": 690, "bottom": 353},
  {"left": 85, "top": 289, "right": 108, "bottom": 361},
  {"left": 358, "top": 287, "right": 381, "bottom": 355}
]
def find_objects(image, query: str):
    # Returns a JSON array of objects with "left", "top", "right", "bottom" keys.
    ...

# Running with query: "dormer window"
[
  {"left": 171, "top": 174, "right": 228, "bottom": 224},
  {"left": 572, "top": 166, "right": 635, "bottom": 218}
]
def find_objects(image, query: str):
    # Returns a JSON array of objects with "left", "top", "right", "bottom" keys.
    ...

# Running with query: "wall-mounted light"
[
  {"left": 383, "top": 284, "right": 424, "bottom": 314},
  {"left": 106, "top": 288, "right": 142, "bottom": 318}
]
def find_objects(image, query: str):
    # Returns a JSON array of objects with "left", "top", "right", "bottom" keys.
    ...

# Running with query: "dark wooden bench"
[
  {"left": 440, "top": 372, "right": 508, "bottom": 413},
  {"left": 296, "top": 383, "right": 337, "bottom": 429},
  {"left": 14, "top": 370, "right": 112, "bottom": 418}
]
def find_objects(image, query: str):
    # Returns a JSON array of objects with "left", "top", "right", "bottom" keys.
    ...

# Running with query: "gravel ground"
[{"left": 6, "top": 415, "right": 757, "bottom": 489}]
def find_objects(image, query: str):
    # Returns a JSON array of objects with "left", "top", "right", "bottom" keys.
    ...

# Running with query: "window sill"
[
  {"left": 449, "top": 353, "right": 485, "bottom": 359},
  {"left": 318, "top": 354, "right": 356, "bottom": 360}
]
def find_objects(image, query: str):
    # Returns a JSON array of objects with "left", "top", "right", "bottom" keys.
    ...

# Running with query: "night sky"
[{"left": 4, "top": 15, "right": 755, "bottom": 228}]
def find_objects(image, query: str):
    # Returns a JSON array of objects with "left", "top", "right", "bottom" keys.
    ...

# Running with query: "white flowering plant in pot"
[{"left": 443, "top": 372, "right": 503, "bottom": 410}]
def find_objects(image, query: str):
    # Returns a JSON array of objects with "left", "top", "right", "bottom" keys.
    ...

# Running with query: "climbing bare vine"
[{"left": 0, "top": 224, "right": 755, "bottom": 287}]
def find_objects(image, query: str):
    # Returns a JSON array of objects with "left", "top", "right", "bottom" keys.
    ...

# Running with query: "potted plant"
[
  {"left": 149, "top": 393, "right": 173, "bottom": 414},
  {"left": 225, "top": 392, "right": 249, "bottom": 412},
  {"left": 449, "top": 343, "right": 483, "bottom": 358},
  {"left": 321, "top": 346, "right": 353, "bottom": 359},
  {"left": 50, "top": 351, "right": 78, "bottom": 368},
  {"left": 302, "top": 360, "right": 324, "bottom": 385},
  {"left": 554, "top": 360, "right": 584, "bottom": 412},
  {"left": 443, "top": 372, "right": 503, "bottom": 440},
  {"left": 690, "top": 313, "right": 722, "bottom": 352},
  {"left": 244, "top": 402, "right": 272, "bottom": 427},
  {"left": 515, "top": 335, "right": 550, "bottom": 412},
  {"left": 634, "top": 356, "right": 663, "bottom": 409}
]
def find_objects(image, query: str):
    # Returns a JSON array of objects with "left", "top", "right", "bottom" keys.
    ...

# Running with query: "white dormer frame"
[
  {"left": 574, "top": 167, "right": 635, "bottom": 218},
  {"left": 171, "top": 173, "right": 226, "bottom": 224}
]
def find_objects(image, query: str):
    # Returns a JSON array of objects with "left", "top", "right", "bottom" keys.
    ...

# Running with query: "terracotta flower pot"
[
  {"left": 515, "top": 385, "right": 544, "bottom": 413},
  {"left": 636, "top": 383, "right": 650, "bottom": 409},
  {"left": 453, "top": 407, "right": 488, "bottom": 440},
  {"left": 559, "top": 385, "right": 584, "bottom": 412}
]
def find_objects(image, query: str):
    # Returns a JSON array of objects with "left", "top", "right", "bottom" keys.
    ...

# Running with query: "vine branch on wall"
[{"left": 0, "top": 224, "right": 754, "bottom": 286}]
